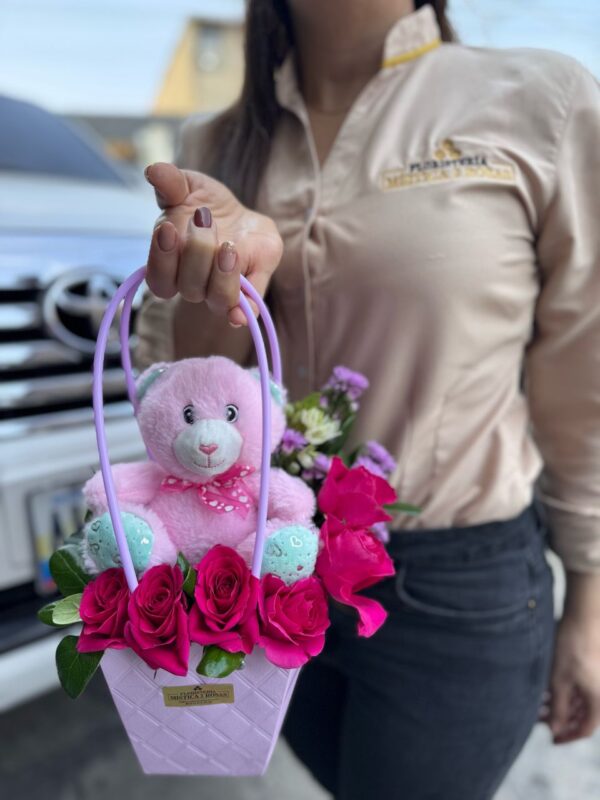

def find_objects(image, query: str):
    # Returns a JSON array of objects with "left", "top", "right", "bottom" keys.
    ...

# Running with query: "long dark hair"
[{"left": 203, "top": 1, "right": 455, "bottom": 207}]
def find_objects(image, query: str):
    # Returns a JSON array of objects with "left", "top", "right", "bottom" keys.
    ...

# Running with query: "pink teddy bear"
[{"left": 81, "top": 357, "right": 317, "bottom": 581}]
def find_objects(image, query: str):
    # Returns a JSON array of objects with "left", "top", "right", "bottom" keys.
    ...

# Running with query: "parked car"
[{"left": 0, "top": 95, "right": 157, "bottom": 710}]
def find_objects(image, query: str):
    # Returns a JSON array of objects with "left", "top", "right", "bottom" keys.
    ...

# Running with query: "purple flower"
[
  {"left": 301, "top": 469, "right": 318, "bottom": 482},
  {"left": 364, "top": 441, "right": 397, "bottom": 477},
  {"left": 371, "top": 522, "right": 390, "bottom": 544},
  {"left": 354, "top": 455, "right": 387, "bottom": 479},
  {"left": 313, "top": 453, "right": 332, "bottom": 477},
  {"left": 324, "top": 366, "right": 369, "bottom": 401},
  {"left": 281, "top": 428, "right": 308, "bottom": 455},
  {"left": 302, "top": 454, "right": 332, "bottom": 483}
]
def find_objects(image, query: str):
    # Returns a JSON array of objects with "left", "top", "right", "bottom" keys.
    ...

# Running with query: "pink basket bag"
[{"left": 93, "top": 267, "right": 301, "bottom": 776}]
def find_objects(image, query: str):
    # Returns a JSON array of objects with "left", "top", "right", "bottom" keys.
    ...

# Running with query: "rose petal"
[
  {"left": 258, "top": 575, "right": 329, "bottom": 668},
  {"left": 190, "top": 549, "right": 259, "bottom": 654}
]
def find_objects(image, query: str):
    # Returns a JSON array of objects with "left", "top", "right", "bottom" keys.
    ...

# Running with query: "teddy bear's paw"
[
  {"left": 82, "top": 512, "right": 154, "bottom": 574},
  {"left": 261, "top": 525, "right": 319, "bottom": 585}
]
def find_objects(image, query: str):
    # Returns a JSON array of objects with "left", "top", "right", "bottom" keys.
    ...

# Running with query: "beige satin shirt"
[{"left": 137, "top": 4, "right": 600, "bottom": 572}]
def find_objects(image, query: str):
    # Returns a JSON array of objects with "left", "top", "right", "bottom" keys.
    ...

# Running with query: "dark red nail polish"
[{"left": 194, "top": 206, "right": 212, "bottom": 228}]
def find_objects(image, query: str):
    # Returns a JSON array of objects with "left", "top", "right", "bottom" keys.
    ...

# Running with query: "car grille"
[{"left": 0, "top": 282, "right": 134, "bottom": 423}]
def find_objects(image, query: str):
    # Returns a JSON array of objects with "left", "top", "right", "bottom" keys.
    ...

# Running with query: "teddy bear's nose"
[{"left": 198, "top": 443, "right": 218, "bottom": 455}]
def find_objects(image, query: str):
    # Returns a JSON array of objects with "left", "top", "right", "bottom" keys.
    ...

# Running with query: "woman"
[{"left": 138, "top": 2, "right": 600, "bottom": 798}]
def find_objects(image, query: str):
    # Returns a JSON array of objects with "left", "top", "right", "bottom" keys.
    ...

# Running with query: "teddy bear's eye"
[
  {"left": 183, "top": 405, "right": 195, "bottom": 425},
  {"left": 225, "top": 404, "right": 239, "bottom": 423}
]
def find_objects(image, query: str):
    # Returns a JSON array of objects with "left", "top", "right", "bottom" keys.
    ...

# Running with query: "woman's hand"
[
  {"left": 542, "top": 572, "right": 600, "bottom": 744},
  {"left": 144, "top": 162, "right": 284, "bottom": 326}
]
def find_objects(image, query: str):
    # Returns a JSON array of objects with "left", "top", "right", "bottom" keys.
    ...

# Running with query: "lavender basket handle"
[
  {"left": 120, "top": 277, "right": 281, "bottom": 412},
  {"left": 93, "top": 267, "right": 281, "bottom": 590}
]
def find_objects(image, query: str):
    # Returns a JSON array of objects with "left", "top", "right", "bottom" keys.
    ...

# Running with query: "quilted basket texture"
[{"left": 101, "top": 643, "right": 300, "bottom": 775}]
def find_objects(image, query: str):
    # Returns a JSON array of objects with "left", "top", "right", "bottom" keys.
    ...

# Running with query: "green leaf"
[
  {"left": 52, "top": 593, "right": 83, "bottom": 625},
  {"left": 345, "top": 445, "right": 362, "bottom": 466},
  {"left": 49, "top": 547, "right": 91, "bottom": 597},
  {"left": 37, "top": 602, "right": 59, "bottom": 626},
  {"left": 176, "top": 551, "right": 190, "bottom": 575},
  {"left": 384, "top": 501, "right": 422, "bottom": 516},
  {"left": 182, "top": 567, "right": 197, "bottom": 598},
  {"left": 321, "top": 412, "right": 356, "bottom": 455},
  {"left": 38, "top": 597, "right": 82, "bottom": 627},
  {"left": 286, "top": 392, "right": 322, "bottom": 417},
  {"left": 177, "top": 552, "right": 197, "bottom": 597},
  {"left": 196, "top": 646, "right": 245, "bottom": 678},
  {"left": 55, "top": 635, "right": 103, "bottom": 699}
]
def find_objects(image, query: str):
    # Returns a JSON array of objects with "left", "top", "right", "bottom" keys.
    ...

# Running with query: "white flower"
[
  {"left": 298, "top": 408, "right": 341, "bottom": 446},
  {"left": 297, "top": 449, "right": 315, "bottom": 469}
]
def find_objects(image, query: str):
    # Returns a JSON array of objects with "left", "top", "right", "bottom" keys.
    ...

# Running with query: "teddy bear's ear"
[
  {"left": 136, "top": 363, "right": 169, "bottom": 404},
  {"left": 248, "top": 368, "right": 288, "bottom": 408}
]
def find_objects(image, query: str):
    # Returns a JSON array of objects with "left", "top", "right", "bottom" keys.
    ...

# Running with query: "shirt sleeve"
[
  {"left": 173, "top": 112, "right": 213, "bottom": 169},
  {"left": 523, "top": 62, "right": 600, "bottom": 573}
]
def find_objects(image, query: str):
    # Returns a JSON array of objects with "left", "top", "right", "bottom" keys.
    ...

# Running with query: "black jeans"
[{"left": 282, "top": 499, "right": 555, "bottom": 800}]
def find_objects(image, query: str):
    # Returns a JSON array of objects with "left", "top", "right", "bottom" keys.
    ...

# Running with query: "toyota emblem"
[{"left": 43, "top": 269, "right": 127, "bottom": 355}]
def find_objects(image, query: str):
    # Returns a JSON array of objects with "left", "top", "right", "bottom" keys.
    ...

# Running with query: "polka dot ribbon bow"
[{"left": 160, "top": 464, "right": 256, "bottom": 517}]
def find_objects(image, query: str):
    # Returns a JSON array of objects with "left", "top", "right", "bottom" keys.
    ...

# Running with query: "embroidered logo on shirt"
[{"left": 380, "top": 139, "right": 516, "bottom": 191}]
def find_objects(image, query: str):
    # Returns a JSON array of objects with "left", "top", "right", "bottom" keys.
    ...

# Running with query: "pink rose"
[
  {"left": 124, "top": 564, "right": 190, "bottom": 676},
  {"left": 258, "top": 574, "right": 330, "bottom": 668},
  {"left": 318, "top": 456, "right": 397, "bottom": 532},
  {"left": 77, "top": 568, "right": 129, "bottom": 653},
  {"left": 316, "top": 520, "right": 395, "bottom": 637},
  {"left": 189, "top": 545, "right": 259, "bottom": 655}
]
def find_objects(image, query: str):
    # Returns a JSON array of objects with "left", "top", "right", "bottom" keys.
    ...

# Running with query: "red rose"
[
  {"left": 318, "top": 456, "right": 397, "bottom": 532},
  {"left": 189, "top": 545, "right": 259, "bottom": 655},
  {"left": 77, "top": 568, "right": 129, "bottom": 653},
  {"left": 124, "top": 564, "right": 190, "bottom": 676},
  {"left": 258, "top": 574, "right": 330, "bottom": 668},
  {"left": 316, "top": 520, "right": 395, "bottom": 637}
]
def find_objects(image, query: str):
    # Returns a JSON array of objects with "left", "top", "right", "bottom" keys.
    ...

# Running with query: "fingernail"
[
  {"left": 218, "top": 240, "right": 237, "bottom": 272},
  {"left": 193, "top": 206, "right": 212, "bottom": 228},
  {"left": 144, "top": 164, "right": 154, "bottom": 182},
  {"left": 157, "top": 223, "right": 176, "bottom": 252},
  {"left": 229, "top": 307, "right": 246, "bottom": 327}
]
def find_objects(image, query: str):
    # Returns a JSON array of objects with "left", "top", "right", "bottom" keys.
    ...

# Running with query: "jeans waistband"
[{"left": 386, "top": 498, "right": 545, "bottom": 564}]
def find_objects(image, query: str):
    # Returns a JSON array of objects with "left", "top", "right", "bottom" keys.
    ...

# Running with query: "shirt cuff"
[{"left": 537, "top": 491, "right": 600, "bottom": 573}]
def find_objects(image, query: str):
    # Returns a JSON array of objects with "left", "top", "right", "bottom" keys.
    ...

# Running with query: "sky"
[{"left": 0, "top": 0, "right": 598, "bottom": 115}]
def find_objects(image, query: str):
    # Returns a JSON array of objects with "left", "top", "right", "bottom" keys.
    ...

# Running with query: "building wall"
[{"left": 154, "top": 19, "right": 244, "bottom": 115}]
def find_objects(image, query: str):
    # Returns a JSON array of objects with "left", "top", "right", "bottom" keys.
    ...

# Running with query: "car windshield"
[{"left": 0, "top": 95, "right": 127, "bottom": 185}]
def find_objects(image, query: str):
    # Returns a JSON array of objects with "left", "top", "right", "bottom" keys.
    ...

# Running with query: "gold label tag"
[{"left": 162, "top": 684, "right": 234, "bottom": 707}]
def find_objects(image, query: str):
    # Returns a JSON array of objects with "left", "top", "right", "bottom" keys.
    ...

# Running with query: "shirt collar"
[
  {"left": 274, "top": 4, "right": 442, "bottom": 110},
  {"left": 381, "top": 3, "right": 442, "bottom": 68}
]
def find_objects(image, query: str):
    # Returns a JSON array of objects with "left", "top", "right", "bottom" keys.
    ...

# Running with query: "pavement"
[{"left": 1, "top": 671, "right": 599, "bottom": 800}]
